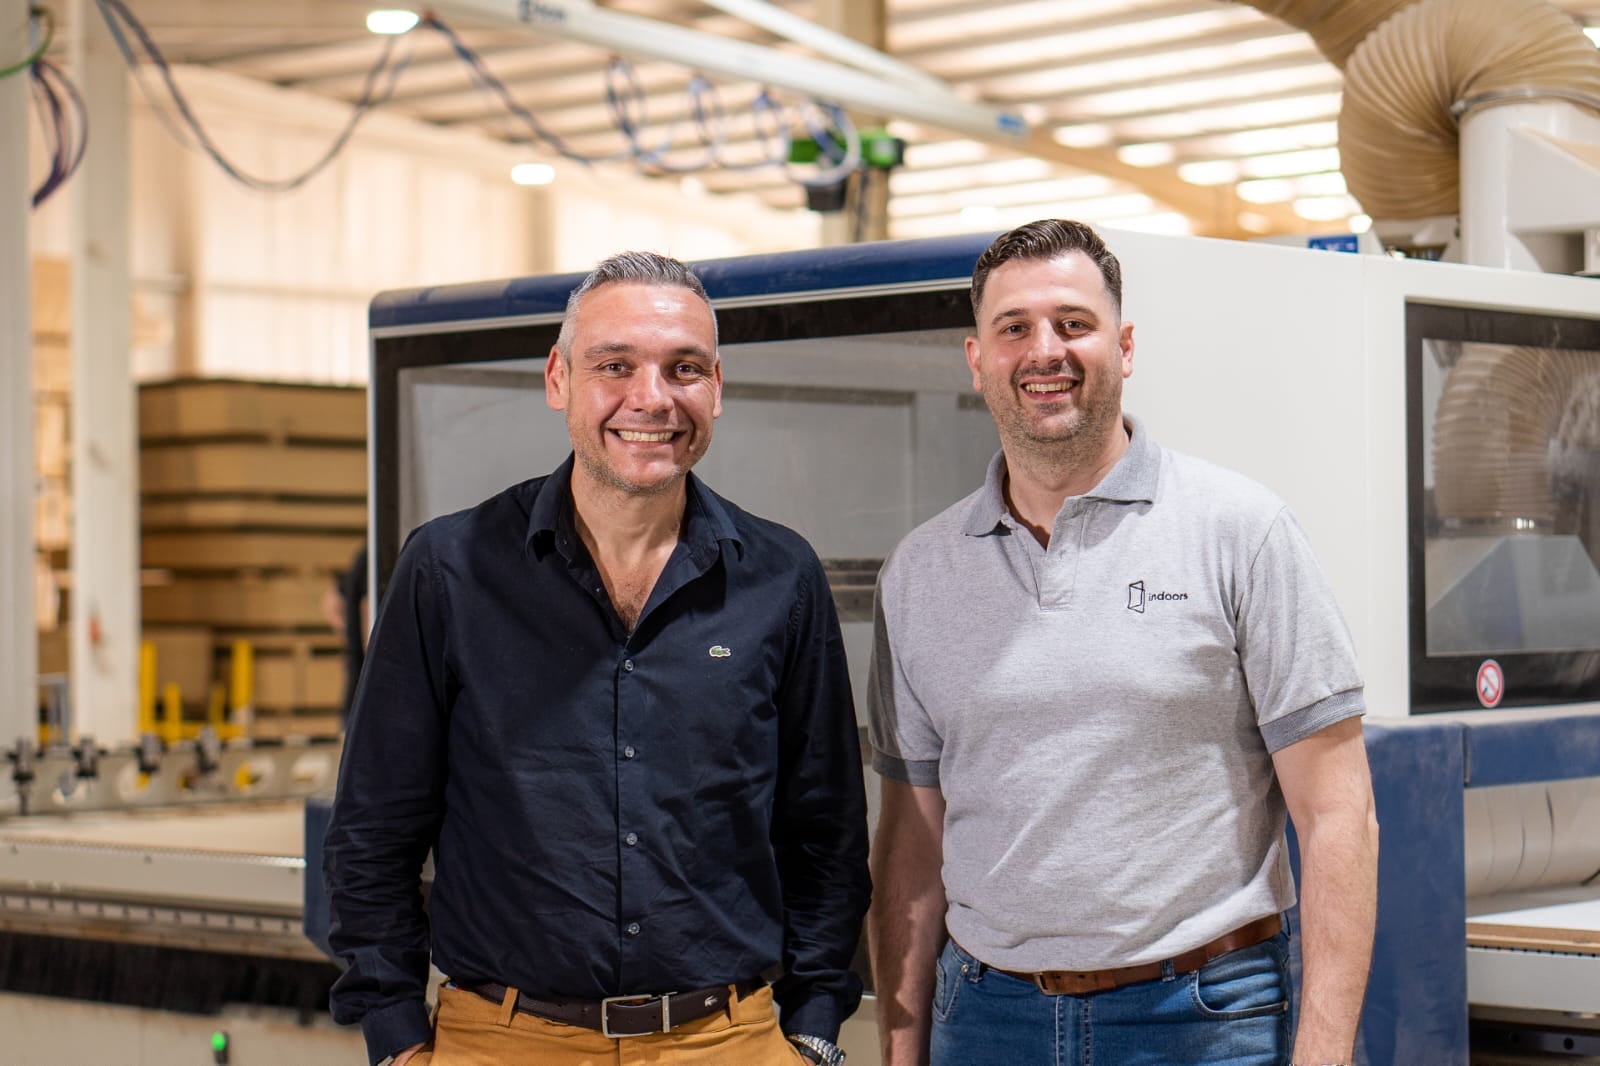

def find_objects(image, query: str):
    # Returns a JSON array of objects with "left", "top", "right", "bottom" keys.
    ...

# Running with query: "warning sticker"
[{"left": 1476, "top": 659, "right": 1504, "bottom": 709}]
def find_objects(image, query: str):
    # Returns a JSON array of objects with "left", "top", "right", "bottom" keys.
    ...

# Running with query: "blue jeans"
[{"left": 929, "top": 932, "right": 1291, "bottom": 1066}]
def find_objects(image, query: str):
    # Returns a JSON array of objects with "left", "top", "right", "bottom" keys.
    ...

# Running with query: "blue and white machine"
[{"left": 346, "top": 229, "right": 1600, "bottom": 1064}]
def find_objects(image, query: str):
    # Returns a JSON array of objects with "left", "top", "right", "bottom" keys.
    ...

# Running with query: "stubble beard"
[
  {"left": 988, "top": 368, "right": 1123, "bottom": 472},
  {"left": 569, "top": 421, "right": 710, "bottom": 498}
]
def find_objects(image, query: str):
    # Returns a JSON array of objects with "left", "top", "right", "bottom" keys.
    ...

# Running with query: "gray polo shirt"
[{"left": 868, "top": 416, "right": 1364, "bottom": 971}]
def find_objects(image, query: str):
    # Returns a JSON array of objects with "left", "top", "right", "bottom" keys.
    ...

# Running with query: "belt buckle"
[{"left": 600, "top": 993, "right": 666, "bottom": 1038}]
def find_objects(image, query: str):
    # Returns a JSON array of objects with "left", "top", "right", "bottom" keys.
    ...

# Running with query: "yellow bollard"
[
  {"left": 208, "top": 681, "right": 232, "bottom": 739},
  {"left": 138, "top": 641, "right": 158, "bottom": 736},
  {"left": 161, "top": 682, "right": 182, "bottom": 746},
  {"left": 230, "top": 640, "right": 255, "bottom": 734}
]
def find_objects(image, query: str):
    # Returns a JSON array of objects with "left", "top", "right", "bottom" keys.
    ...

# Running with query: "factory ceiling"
[{"left": 36, "top": 0, "right": 1600, "bottom": 241}]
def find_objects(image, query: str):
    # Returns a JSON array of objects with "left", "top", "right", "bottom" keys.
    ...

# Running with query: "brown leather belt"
[
  {"left": 991, "top": 914, "right": 1283, "bottom": 996},
  {"left": 461, "top": 978, "right": 763, "bottom": 1037}
]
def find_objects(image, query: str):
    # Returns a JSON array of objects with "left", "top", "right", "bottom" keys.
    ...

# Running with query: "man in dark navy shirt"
[{"left": 325, "top": 252, "right": 870, "bottom": 1066}]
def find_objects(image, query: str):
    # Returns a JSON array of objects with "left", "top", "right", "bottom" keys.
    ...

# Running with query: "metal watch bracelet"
[{"left": 790, "top": 1033, "right": 846, "bottom": 1065}]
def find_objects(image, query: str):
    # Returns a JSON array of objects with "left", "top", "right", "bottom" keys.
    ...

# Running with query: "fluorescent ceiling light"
[
  {"left": 1115, "top": 94, "right": 1341, "bottom": 143},
  {"left": 1101, "top": 211, "right": 1193, "bottom": 236},
  {"left": 511, "top": 163, "right": 556, "bottom": 186},
  {"left": 1585, "top": 26, "right": 1600, "bottom": 45},
  {"left": 1236, "top": 211, "right": 1273, "bottom": 234},
  {"left": 366, "top": 9, "right": 419, "bottom": 35},
  {"left": 1292, "top": 195, "right": 1361, "bottom": 222},
  {"left": 1054, "top": 124, "right": 1114, "bottom": 149},
  {"left": 1237, "top": 147, "right": 1342, "bottom": 179},
  {"left": 1349, "top": 213, "right": 1373, "bottom": 234},
  {"left": 1068, "top": 66, "right": 1335, "bottom": 121},
  {"left": 889, "top": 175, "right": 1118, "bottom": 218},
  {"left": 979, "top": 33, "right": 1311, "bottom": 102},
  {"left": 1116, "top": 142, "right": 1176, "bottom": 168},
  {"left": 960, "top": 205, "right": 1002, "bottom": 228},
  {"left": 904, "top": 139, "right": 991, "bottom": 168},
  {"left": 1177, "top": 160, "right": 1242, "bottom": 186},
  {"left": 1236, "top": 178, "right": 1295, "bottom": 204},
  {"left": 1215, "top": 122, "right": 1339, "bottom": 156}
]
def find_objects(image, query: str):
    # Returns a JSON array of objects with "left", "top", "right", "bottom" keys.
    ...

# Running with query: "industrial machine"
[{"left": 344, "top": 226, "right": 1600, "bottom": 1064}]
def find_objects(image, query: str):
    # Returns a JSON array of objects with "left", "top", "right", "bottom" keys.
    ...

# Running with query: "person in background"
[
  {"left": 868, "top": 219, "right": 1378, "bottom": 1066},
  {"left": 324, "top": 251, "right": 870, "bottom": 1066},
  {"left": 321, "top": 545, "right": 368, "bottom": 726}
]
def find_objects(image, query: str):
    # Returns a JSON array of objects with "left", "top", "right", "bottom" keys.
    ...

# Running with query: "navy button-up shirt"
[{"left": 325, "top": 457, "right": 871, "bottom": 1063}]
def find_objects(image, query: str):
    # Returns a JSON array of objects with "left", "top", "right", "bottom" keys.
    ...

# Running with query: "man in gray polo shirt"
[{"left": 867, "top": 219, "right": 1378, "bottom": 1066}]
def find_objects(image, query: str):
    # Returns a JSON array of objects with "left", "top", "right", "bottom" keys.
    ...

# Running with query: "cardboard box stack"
[{"left": 139, "top": 379, "right": 367, "bottom": 738}]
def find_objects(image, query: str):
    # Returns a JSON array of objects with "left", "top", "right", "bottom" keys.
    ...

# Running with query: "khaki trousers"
[{"left": 412, "top": 984, "right": 809, "bottom": 1065}]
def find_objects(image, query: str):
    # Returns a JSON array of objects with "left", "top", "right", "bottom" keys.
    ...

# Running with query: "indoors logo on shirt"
[{"left": 1127, "top": 581, "right": 1188, "bottom": 613}]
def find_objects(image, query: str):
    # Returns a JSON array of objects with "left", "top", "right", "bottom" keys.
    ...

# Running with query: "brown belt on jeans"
[
  {"left": 461, "top": 978, "right": 763, "bottom": 1037},
  {"left": 990, "top": 913, "right": 1283, "bottom": 996}
]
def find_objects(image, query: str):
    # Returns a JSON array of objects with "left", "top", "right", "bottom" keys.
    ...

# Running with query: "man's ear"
[
  {"left": 545, "top": 346, "right": 568, "bottom": 411},
  {"left": 964, "top": 335, "right": 984, "bottom": 392}
]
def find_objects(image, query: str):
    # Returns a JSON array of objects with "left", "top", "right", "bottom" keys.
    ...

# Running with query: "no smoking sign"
[{"left": 1476, "top": 659, "right": 1505, "bottom": 709}]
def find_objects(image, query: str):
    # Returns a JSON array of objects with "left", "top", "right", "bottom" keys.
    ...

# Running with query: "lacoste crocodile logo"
[{"left": 708, "top": 645, "right": 731, "bottom": 658}]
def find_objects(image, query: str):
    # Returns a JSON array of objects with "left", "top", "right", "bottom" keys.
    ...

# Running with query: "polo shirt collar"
[
  {"left": 961, "top": 413, "right": 1158, "bottom": 537},
  {"left": 526, "top": 454, "right": 742, "bottom": 561}
]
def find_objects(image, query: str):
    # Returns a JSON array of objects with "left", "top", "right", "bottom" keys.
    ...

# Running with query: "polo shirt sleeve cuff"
[
  {"left": 777, "top": 991, "right": 848, "bottom": 1044},
  {"left": 1259, "top": 688, "right": 1365, "bottom": 754},
  {"left": 871, "top": 749, "right": 939, "bottom": 787},
  {"left": 361, "top": 999, "right": 433, "bottom": 1065}
]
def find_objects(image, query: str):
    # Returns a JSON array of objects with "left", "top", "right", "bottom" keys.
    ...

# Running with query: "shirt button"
[
  {"left": 626, "top": 922, "right": 641, "bottom": 936},
  {"left": 624, "top": 832, "right": 638, "bottom": 846},
  {"left": 623, "top": 659, "right": 634, "bottom": 672},
  {"left": 623, "top": 745, "right": 636, "bottom": 759}
]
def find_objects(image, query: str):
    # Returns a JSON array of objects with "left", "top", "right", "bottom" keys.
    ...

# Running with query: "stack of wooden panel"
[
  {"left": 33, "top": 259, "right": 71, "bottom": 711},
  {"left": 139, "top": 379, "right": 366, "bottom": 738}
]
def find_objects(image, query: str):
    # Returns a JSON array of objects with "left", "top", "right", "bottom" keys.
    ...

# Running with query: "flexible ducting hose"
[
  {"left": 1433, "top": 345, "right": 1600, "bottom": 523},
  {"left": 1237, "top": 0, "right": 1600, "bottom": 219}
]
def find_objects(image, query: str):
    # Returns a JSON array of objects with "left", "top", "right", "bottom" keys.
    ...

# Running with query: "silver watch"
[{"left": 790, "top": 1033, "right": 846, "bottom": 1065}]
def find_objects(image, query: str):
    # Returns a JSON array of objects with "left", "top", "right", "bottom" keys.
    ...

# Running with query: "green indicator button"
[{"left": 211, "top": 1031, "right": 229, "bottom": 1052}]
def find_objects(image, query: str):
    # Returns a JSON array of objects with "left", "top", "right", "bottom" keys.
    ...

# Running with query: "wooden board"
[
  {"left": 250, "top": 712, "right": 343, "bottom": 740},
  {"left": 141, "top": 497, "right": 368, "bottom": 532},
  {"left": 252, "top": 654, "right": 344, "bottom": 711},
  {"left": 31, "top": 257, "right": 70, "bottom": 340},
  {"left": 140, "top": 379, "right": 366, "bottom": 444},
  {"left": 144, "top": 626, "right": 215, "bottom": 707},
  {"left": 141, "top": 441, "right": 366, "bottom": 498},
  {"left": 32, "top": 339, "right": 70, "bottom": 395},
  {"left": 35, "top": 478, "right": 70, "bottom": 552},
  {"left": 142, "top": 574, "right": 331, "bottom": 628},
  {"left": 143, "top": 530, "right": 362, "bottom": 573},
  {"left": 213, "top": 629, "right": 343, "bottom": 655},
  {"left": 35, "top": 397, "right": 68, "bottom": 479},
  {"left": 1468, "top": 923, "right": 1600, "bottom": 957}
]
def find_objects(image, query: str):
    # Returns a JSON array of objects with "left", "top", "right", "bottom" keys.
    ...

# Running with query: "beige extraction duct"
[
  {"left": 1236, "top": 0, "right": 1600, "bottom": 265},
  {"left": 1433, "top": 345, "right": 1600, "bottom": 524}
]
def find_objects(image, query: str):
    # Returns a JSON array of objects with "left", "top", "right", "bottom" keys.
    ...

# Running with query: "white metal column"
[
  {"left": 1, "top": 0, "right": 37, "bottom": 747},
  {"left": 69, "top": 0, "right": 137, "bottom": 744}
]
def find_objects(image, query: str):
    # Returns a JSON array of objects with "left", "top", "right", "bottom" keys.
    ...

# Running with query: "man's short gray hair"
[{"left": 555, "top": 251, "right": 717, "bottom": 362}]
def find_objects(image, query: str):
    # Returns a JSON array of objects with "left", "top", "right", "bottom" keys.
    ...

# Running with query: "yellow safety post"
[
  {"left": 138, "top": 641, "right": 158, "bottom": 736},
  {"left": 230, "top": 639, "right": 255, "bottom": 735},
  {"left": 161, "top": 682, "right": 182, "bottom": 746},
  {"left": 208, "top": 681, "right": 235, "bottom": 740}
]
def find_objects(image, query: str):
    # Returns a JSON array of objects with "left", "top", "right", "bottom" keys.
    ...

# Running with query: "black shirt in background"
[{"left": 324, "top": 457, "right": 871, "bottom": 1064}]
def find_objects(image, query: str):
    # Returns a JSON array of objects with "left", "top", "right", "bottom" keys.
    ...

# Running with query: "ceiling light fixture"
[
  {"left": 511, "top": 163, "right": 556, "bottom": 186},
  {"left": 1116, "top": 142, "right": 1176, "bottom": 168},
  {"left": 1585, "top": 26, "right": 1599, "bottom": 46},
  {"left": 366, "top": 9, "right": 420, "bottom": 35}
]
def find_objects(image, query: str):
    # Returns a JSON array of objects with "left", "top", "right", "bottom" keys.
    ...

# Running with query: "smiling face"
[
  {"left": 964, "top": 251, "right": 1134, "bottom": 462},
  {"left": 545, "top": 281, "right": 723, "bottom": 499}
]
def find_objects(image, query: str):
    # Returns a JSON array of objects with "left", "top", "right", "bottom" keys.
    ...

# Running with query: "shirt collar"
[
  {"left": 526, "top": 454, "right": 743, "bottom": 561},
  {"left": 961, "top": 413, "right": 1158, "bottom": 537}
]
